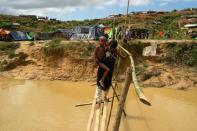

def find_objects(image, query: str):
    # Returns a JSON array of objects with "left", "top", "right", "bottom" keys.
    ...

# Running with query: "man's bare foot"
[
  {"left": 95, "top": 102, "right": 101, "bottom": 109},
  {"left": 99, "top": 80, "right": 105, "bottom": 88},
  {"left": 104, "top": 96, "right": 110, "bottom": 102}
]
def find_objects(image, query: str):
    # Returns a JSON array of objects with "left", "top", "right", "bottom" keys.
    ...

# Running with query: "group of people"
[{"left": 94, "top": 35, "right": 119, "bottom": 109}]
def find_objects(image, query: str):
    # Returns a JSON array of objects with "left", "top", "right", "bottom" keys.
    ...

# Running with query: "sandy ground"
[{"left": 0, "top": 40, "right": 196, "bottom": 89}]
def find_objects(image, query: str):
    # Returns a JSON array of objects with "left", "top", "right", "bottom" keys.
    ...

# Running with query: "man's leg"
[{"left": 104, "top": 89, "right": 110, "bottom": 102}]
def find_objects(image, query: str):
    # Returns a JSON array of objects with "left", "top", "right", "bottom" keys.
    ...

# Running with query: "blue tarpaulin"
[{"left": 10, "top": 31, "right": 29, "bottom": 41}]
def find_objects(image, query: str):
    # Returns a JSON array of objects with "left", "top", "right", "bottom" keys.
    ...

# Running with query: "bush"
[
  {"left": 165, "top": 43, "right": 197, "bottom": 67},
  {"left": 122, "top": 40, "right": 144, "bottom": 58},
  {"left": 41, "top": 38, "right": 64, "bottom": 58},
  {"left": 0, "top": 42, "right": 20, "bottom": 56}
]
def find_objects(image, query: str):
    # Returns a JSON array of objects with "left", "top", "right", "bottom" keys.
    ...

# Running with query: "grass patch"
[
  {"left": 63, "top": 41, "right": 95, "bottom": 59},
  {"left": 0, "top": 42, "right": 20, "bottom": 57},
  {"left": 41, "top": 38, "right": 64, "bottom": 58},
  {"left": 41, "top": 39, "right": 96, "bottom": 59},
  {"left": 121, "top": 40, "right": 144, "bottom": 58},
  {"left": 165, "top": 42, "right": 197, "bottom": 67}
]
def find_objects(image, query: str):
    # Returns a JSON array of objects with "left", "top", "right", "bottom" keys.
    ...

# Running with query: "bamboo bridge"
[{"left": 86, "top": 45, "right": 151, "bottom": 131}]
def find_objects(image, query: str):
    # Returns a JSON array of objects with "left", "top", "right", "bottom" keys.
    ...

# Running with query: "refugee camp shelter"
[
  {"left": 10, "top": 31, "right": 29, "bottom": 41},
  {"left": 53, "top": 29, "right": 73, "bottom": 40},
  {"left": 103, "top": 27, "right": 113, "bottom": 38},
  {"left": 71, "top": 26, "right": 102, "bottom": 40},
  {"left": 26, "top": 32, "right": 35, "bottom": 40},
  {"left": 0, "top": 29, "right": 11, "bottom": 41},
  {"left": 185, "top": 24, "right": 197, "bottom": 39},
  {"left": 35, "top": 32, "right": 53, "bottom": 40},
  {"left": 126, "top": 28, "right": 149, "bottom": 39}
]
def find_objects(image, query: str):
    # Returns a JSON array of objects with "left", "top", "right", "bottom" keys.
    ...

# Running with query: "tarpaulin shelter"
[
  {"left": 35, "top": 32, "right": 53, "bottom": 40},
  {"left": 126, "top": 28, "right": 149, "bottom": 39},
  {"left": 25, "top": 32, "right": 35, "bottom": 41},
  {"left": 0, "top": 29, "right": 11, "bottom": 41},
  {"left": 103, "top": 27, "right": 116, "bottom": 39},
  {"left": 53, "top": 29, "right": 73, "bottom": 40},
  {"left": 71, "top": 26, "right": 102, "bottom": 40},
  {"left": 10, "top": 31, "right": 29, "bottom": 41}
]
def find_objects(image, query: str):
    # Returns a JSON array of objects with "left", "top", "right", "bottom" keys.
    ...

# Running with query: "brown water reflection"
[{"left": 0, "top": 78, "right": 197, "bottom": 131}]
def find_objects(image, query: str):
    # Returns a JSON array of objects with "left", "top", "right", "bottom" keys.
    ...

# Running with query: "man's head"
[
  {"left": 110, "top": 40, "right": 118, "bottom": 51},
  {"left": 99, "top": 36, "right": 107, "bottom": 46}
]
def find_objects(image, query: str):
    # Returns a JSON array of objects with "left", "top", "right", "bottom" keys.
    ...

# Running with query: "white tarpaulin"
[{"left": 143, "top": 44, "right": 157, "bottom": 56}]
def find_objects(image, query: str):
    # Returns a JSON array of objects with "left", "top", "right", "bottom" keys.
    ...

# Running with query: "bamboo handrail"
[{"left": 118, "top": 45, "right": 151, "bottom": 106}]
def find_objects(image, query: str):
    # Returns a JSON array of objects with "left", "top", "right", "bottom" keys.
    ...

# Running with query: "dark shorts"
[{"left": 97, "top": 66, "right": 114, "bottom": 91}]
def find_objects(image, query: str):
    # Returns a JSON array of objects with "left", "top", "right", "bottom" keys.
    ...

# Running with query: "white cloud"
[
  {"left": 0, "top": 0, "right": 195, "bottom": 20},
  {"left": 95, "top": 6, "right": 106, "bottom": 10},
  {"left": 120, "top": 0, "right": 151, "bottom": 6},
  {"left": 159, "top": 2, "right": 168, "bottom": 6},
  {"left": 0, "top": 0, "right": 118, "bottom": 17}
]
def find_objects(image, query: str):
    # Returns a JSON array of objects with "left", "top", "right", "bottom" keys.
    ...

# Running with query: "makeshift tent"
[
  {"left": 53, "top": 29, "right": 73, "bottom": 40},
  {"left": 10, "top": 31, "right": 29, "bottom": 41},
  {"left": 0, "top": 29, "right": 11, "bottom": 41},
  {"left": 103, "top": 27, "right": 114, "bottom": 39},
  {"left": 26, "top": 32, "right": 35, "bottom": 40},
  {"left": 35, "top": 32, "right": 53, "bottom": 40},
  {"left": 127, "top": 28, "right": 149, "bottom": 39},
  {"left": 71, "top": 26, "right": 102, "bottom": 40}
]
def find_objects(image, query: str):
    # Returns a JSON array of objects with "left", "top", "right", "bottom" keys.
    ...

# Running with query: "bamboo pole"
[
  {"left": 111, "top": 84, "right": 127, "bottom": 117},
  {"left": 94, "top": 107, "right": 101, "bottom": 131},
  {"left": 112, "top": 68, "right": 132, "bottom": 131},
  {"left": 87, "top": 91, "right": 97, "bottom": 131},
  {"left": 118, "top": 45, "right": 151, "bottom": 106},
  {"left": 106, "top": 84, "right": 116, "bottom": 131},
  {"left": 100, "top": 101, "right": 108, "bottom": 131}
]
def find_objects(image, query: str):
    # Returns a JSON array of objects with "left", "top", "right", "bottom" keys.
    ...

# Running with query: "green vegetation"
[
  {"left": 0, "top": 42, "right": 20, "bottom": 57},
  {"left": 62, "top": 41, "right": 95, "bottom": 59},
  {"left": 41, "top": 38, "right": 96, "bottom": 59},
  {"left": 165, "top": 43, "right": 197, "bottom": 67},
  {"left": 41, "top": 38, "right": 64, "bottom": 58},
  {"left": 122, "top": 41, "right": 144, "bottom": 57},
  {"left": 0, "top": 9, "right": 196, "bottom": 38}
]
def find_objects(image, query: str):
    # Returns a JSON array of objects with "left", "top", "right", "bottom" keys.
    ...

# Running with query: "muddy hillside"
[{"left": 0, "top": 40, "right": 196, "bottom": 89}]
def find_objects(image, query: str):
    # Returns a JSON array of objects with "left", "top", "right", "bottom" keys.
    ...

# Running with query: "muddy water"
[{"left": 0, "top": 77, "right": 197, "bottom": 131}]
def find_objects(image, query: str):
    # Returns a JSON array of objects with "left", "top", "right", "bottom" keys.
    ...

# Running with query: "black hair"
[
  {"left": 103, "top": 34, "right": 109, "bottom": 40},
  {"left": 110, "top": 40, "right": 118, "bottom": 49}
]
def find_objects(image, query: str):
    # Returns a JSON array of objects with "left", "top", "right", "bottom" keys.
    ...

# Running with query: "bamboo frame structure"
[
  {"left": 112, "top": 45, "right": 151, "bottom": 131},
  {"left": 87, "top": 40, "right": 151, "bottom": 131},
  {"left": 118, "top": 45, "right": 151, "bottom": 106},
  {"left": 112, "top": 68, "right": 132, "bottom": 131}
]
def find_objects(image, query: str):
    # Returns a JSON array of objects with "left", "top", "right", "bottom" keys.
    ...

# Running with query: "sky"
[{"left": 0, "top": 0, "right": 196, "bottom": 21}]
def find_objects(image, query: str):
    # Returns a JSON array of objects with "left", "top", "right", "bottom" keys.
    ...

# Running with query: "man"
[{"left": 95, "top": 39, "right": 118, "bottom": 109}]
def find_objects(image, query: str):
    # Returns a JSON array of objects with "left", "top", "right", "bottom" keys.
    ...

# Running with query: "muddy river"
[{"left": 0, "top": 77, "right": 197, "bottom": 131}]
